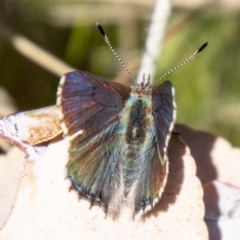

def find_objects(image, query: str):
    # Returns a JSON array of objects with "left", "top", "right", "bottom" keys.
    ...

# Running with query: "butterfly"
[
  {"left": 57, "top": 24, "right": 207, "bottom": 217},
  {"left": 57, "top": 70, "right": 176, "bottom": 217}
]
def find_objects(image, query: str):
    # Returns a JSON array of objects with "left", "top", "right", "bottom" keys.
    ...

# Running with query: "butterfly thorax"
[{"left": 119, "top": 83, "right": 153, "bottom": 146}]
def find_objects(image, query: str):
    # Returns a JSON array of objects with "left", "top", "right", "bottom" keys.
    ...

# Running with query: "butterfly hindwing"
[
  {"left": 132, "top": 140, "right": 168, "bottom": 215},
  {"left": 68, "top": 127, "right": 123, "bottom": 214}
]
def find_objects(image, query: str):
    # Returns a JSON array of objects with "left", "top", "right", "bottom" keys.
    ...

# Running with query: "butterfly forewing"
[
  {"left": 152, "top": 81, "right": 176, "bottom": 163},
  {"left": 58, "top": 71, "right": 130, "bottom": 142}
]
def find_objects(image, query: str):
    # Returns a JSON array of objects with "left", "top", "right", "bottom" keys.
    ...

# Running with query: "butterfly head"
[{"left": 131, "top": 74, "right": 152, "bottom": 97}]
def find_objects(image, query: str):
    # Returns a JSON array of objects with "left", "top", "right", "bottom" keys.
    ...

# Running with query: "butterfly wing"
[
  {"left": 152, "top": 81, "right": 176, "bottom": 164},
  {"left": 133, "top": 81, "right": 176, "bottom": 215},
  {"left": 57, "top": 71, "right": 131, "bottom": 213}
]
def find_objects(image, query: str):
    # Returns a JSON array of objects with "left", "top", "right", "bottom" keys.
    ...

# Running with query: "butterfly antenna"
[
  {"left": 153, "top": 42, "right": 208, "bottom": 85},
  {"left": 96, "top": 23, "right": 136, "bottom": 83}
]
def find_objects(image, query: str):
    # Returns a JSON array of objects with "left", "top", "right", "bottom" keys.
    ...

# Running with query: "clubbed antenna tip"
[
  {"left": 197, "top": 42, "right": 209, "bottom": 54},
  {"left": 152, "top": 41, "right": 209, "bottom": 85},
  {"left": 96, "top": 23, "right": 106, "bottom": 38}
]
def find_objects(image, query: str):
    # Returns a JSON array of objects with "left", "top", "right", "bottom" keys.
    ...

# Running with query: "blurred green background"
[{"left": 0, "top": 0, "right": 239, "bottom": 147}]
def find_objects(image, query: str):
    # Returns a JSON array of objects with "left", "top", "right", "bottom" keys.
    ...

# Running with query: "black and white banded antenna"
[
  {"left": 152, "top": 42, "right": 208, "bottom": 85},
  {"left": 96, "top": 23, "right": 137, "bottom": 83}
]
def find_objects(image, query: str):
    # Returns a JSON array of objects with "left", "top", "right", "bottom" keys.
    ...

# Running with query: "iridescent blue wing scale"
[{"left": 57, "top": 71, "right": 131, "bottom": 213}]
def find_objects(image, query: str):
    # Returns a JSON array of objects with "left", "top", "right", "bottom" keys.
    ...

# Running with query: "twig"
[
  {"left": 0, "top": 24, "right": 74, "bottom": 77},
  {"left": 136, "top": 0, "right": 171, "bottom": 84}
]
